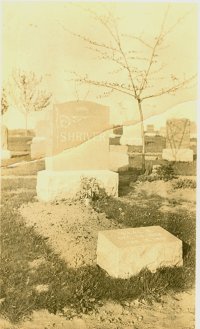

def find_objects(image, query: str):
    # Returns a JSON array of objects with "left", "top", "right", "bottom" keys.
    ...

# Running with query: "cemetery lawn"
[{"left": 0, "top": 172, "right": 196, "bottom": 329}]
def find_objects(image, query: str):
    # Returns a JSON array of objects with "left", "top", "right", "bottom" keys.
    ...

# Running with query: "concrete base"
[
  {"left": 1, "top": 149, "right": 11, "bottom": 160},
  {"left": 31, "top": 137, "right": 47, "bottom": 159},
  {"left": 162, "top": 148, "right": 193, "bottom": 162},
  {"left": 97, "top": 226, "right": 183, "bottom": 278},
  {"left": 37, "top": 170, "right": 119, "bottom": 202}
]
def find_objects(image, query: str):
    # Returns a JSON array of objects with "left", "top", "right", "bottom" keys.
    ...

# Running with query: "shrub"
[
  {"left": 172, "top": 178, "right": 196, "bottom": 190},
  {"left": 156, "top": 163, "right": 176, "bottom": 181},
  {"left": 136, "top": 164, "right": 176, "bottom": 183}
]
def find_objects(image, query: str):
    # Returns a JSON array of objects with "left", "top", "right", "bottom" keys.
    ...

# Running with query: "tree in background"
[
  {"left": 1, "top": 87, "right": 9, "bottom": 115},
  {"left": 67, "top": 5, "right": 196, "bottom": 171},
  {"left": 10, "top": 70, "right": 52, "bottom": 135}
]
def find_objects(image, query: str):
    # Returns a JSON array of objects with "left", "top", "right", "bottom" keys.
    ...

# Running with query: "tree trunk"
[{"left": 137, "top": 99, "right": 145, "bottom": 172}]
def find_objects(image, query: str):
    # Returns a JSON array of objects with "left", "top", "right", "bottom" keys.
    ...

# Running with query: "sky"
[{"left": 2, "top": 1, "right": 198, "bottom": 125}]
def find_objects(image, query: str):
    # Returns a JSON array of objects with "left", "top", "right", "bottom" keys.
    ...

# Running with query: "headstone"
[
  {"left": 49, "top": 101, "right": 110, "bottom": 155},
  {"left": 109, "top": 145, "right": 129, "bottom": 172},
  {"left": 45, "top": 101, "right": 111, "bottom": 170},
  {"left": 166, "top": 118, "right": 190, "bottom": 149},
  {"left": 145, "top": 135, "right": 166, "bottom": 153},
  {"left": 146, "top": 124, "right": 154, "bottom": 133},
  {"left": 97, "top": 226, "right": 183, "bottom": 278},
  {"left": 162, "top": 148, "right": 193, "bottom": 162},
  {"left": 36, "top": 101, "right": 119, "bottom": 201},
  {"left": 163, "top": 118, "right": 193, "bottom": 162},
  {"left": 31, "top": 120, "right": 49, "bottom": 159},
  {"left": 1, "top": 125, "right": 11, "bottom": 159}
]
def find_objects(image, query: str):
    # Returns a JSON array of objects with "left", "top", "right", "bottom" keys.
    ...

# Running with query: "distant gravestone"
[
  {"left": 31, "top": 120, "right": 49, "bottom": 159},
  {"left": 163, "top": 118, "right": 193, "bottom": 162},
  {"left": 1, "top": 125, "right": 11, "bottom": 159},
  {"left": 97, "top": 226, "right": 183, "bottom": 278},
  {"left": 166, "top": 118, "right": 190, "bottom": 149},
  {"left": 36, "top": 101, "right": 119, "bottom": 201},
  {"left": 146, "top": 124, "right": 155, "bottom": 133},
  {"left": 1, "top": 125, "right": 8, "bottom": 150}
]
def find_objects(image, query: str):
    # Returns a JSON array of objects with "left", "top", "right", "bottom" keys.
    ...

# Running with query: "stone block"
[
  {"left": 49, "top": 101, "right": 110, "bottom": 155},
  {"left": 36, "top": 169, "right": 118, "bottom": 202},
  {"left": 166, "top": 119, "right": 190, "bottom": 149},
  {"left": 109, "top": 145, "right": 128, "bottom": 153},
  {"left": 162, "top": 148, "right": 193, "bottom": 162},
  {"left": 97, "top": 226, "right": 183, "bottom": 278},
  {"left": 109, "top": 147, "right": 129, "bottom": 172},
  {"left": 45, "top": 132, "right": 110, "bottom": 171},
  {"left": 31, "top": 137, "right": 47, "bottom": 159},
  {"left": 1, "top": 149, "right": 11, "bottom": 160}
]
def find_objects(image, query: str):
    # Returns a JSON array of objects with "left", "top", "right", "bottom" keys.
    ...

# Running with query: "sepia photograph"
[{"left": 1, "top": 1, "right": 198, "bottom": 328}]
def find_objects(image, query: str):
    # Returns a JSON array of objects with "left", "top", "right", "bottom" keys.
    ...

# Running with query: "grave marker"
[
  {"left": 163, "top": 118, "right": 193, "bottom": 162},
  {"left": 36, "top": 100, "right": 119, "bottom": 201},
  {"left": 97, "top": 226, "right": 183, "bottom": 278},
  {"left": 1, "top": 125, "right": 11, "bottom": 159}
]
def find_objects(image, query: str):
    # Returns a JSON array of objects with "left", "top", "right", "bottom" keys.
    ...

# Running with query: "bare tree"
[
  {"left": 1, "top": 87, "right": 9, "bottom": 115},
  {"left": 65, "top": 5, "right": 196, "bottom": 171},
  {"left": 10, "top": 70, "right": 52, "bottom": 135}
]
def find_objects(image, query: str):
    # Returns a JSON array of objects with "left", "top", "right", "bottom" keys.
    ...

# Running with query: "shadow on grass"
[{"left": 118, "top": 169, "right": 142, "bottom": 197}]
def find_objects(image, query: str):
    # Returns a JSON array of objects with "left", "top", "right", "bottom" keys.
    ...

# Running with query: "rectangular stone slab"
[
  {"left": 97, "top": 226, "right": 183, "bottom": 278},
  {"left": 166, "top": 118, "right": 190, "bottom": 149},
  {"left": 162, "top": 148, "right": 193, "bottom": 162}
]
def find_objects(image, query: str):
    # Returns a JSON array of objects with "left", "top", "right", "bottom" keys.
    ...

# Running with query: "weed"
[{"left": 75, "top": 176, "right": 108, "bottom": 202}]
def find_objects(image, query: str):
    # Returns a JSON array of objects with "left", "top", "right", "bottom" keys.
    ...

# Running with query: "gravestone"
[
  {"left": 162, "top": 148, "right": 193, "bottom": 162},
  {"left": 162, "top": 118, "right": 193, "bottom": 161},
  {"left": 166, "top": 118, "right": 190, "bottom": 149},
  {"left": 36, "top": 101, "right": 119, "bottom": 201},
  {"left": 146, "top": 124, "right": 155, "bottom": 133},
  {"left": 97, "top": 226, "right": 183, "bottom": 278},
  {"left": 1, "top": 125, "right": 11, "bottom": 159},
  {"left": 31, "top": 120, "right": 49, "bottom": 159},
  {"left": 109, "top": 145, "right": 129, "bottom": 172}
]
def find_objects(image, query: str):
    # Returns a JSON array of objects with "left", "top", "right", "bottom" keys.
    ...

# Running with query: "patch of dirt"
[
  {"left": 20, "top": 201, "right": 122, "bottom": 268},
  {"left": 0, "top": 289, "right": 195, "bottom": 329},
  {"left": 132, "top": 180, "right": 196, "bottom": 203},
  {"left": 159, "top": 200, "right": 196, "bottom": 214}
]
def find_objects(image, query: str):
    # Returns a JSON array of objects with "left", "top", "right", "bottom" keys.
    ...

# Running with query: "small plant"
[
  {"left": 172, "top": 178, "right": 196, "bottom": 190},
  {"left": 156, "top": 163, "right": 176, "bottom": 181},
  {"left": 76, "top": 176, "right": 108, "bottom": 202}
]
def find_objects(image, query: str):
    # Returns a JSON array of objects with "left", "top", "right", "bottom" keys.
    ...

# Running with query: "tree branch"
[{"left": 141, "top": 74, "right": 197, "bottom": 101}]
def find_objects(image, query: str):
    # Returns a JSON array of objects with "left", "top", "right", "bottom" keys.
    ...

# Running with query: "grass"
[
  {"left": 1, "top": 177, "right": 37, "bottom": 191},
  {"left": 0, "top": 176, "right": 196, "bottom": 324},
  {"left": 1, "top": 159, "right": 45, "bottom": 176}
]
